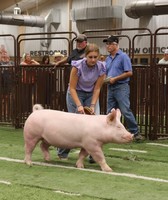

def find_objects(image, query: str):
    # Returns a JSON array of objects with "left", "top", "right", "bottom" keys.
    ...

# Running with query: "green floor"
[{"left": 0, "top": 126, "right": 168, "bottom": 200}]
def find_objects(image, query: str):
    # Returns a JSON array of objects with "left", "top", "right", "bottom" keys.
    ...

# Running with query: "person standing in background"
[
  {"left": 52, "top": 52, "right": 64, "bottom": 64},
  {"left": 40, "top": 55, "right": 51, "bottom": 106},
  {"left": 41, "top": 55, "right": 50, "bottom": 64},
  {"left": 158, "top": 49, "right": 168, "bottom": 64},
  {"left": 158, "top": 49, "right": 168, "bottom": 109},
  {"left": 1, "top": 51, "right": 14, "bottom": 65},
  {"left": 0, "top": 50, "right": 13, "bottom": 106},
  {"left": 20, "top": 53, "right": 40, "bottom": 84},
  {"left": 20, "top": 53, "right": 40, "bottom": 112},
  {"left": 20, "top": 53, "right": 40, "bottom": 65},
  {"left": 158, "top": 49, "right": 168, "bottom": 83},
  {"left": 55, "top": 34, "right": 88, "bottom": 66},
  {"left": 103, "top": 35, "right": 143, "bottom": 141},
  {"left": 57, "top": 43, "right": 106, "bottom": 161}
]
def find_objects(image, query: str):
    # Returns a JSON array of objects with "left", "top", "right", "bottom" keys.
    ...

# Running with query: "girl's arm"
[
  {"left": 69, "top": 67, "right": 84, "bottom": 113},
  {"left": 90, "top": 74, "right": 106, "bottom": 113},
  {"left": 31, "top": 59, "right": 40, "bottom": 65}
]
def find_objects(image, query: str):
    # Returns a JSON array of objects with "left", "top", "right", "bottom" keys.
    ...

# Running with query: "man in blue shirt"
[{"left": 103, "top": 35, "right": 143, "bottom": 141}]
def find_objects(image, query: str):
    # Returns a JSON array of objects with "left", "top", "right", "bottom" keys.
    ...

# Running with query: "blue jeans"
[
  {"left": 66, "top": 90, "right": 99, "bottom": 113},
  {"left": 57, "top": 90, "right": 100, "bottom": 158},
  {"left": 107, "top": 83, "right": 138, "bottom": 135}
]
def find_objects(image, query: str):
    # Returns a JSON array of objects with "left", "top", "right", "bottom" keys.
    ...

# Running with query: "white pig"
[{"left": 24, "top": 104, "right": 133, "bottom": 172}]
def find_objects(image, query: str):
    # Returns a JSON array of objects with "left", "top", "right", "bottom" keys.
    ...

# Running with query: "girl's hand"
[
  {"left": 90, "top": 104, "right": 95, "bottom": 114},
  {"left": 109, "top": 77, "right": 116, "bottom": 84},
  {"left": 77, "top": 105, "right": 84, "bottom": 114}
]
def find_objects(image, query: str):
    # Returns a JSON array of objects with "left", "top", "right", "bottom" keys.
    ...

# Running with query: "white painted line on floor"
[
  {"left": 0, "top": 180, "right": 11, "bottom": 185},
  {"left": 54, "top": 190, "right": 81, "bottom": 196},
  {"left": 109, "top": 148, "right": 147, "bottom": 153},
  {"left": 0, "top": 156, "right": 168, "bottom": 183},
  {"left": 0, "top": 157, "right": 24, "bottom": 164},
  {"left": 147, "top": 143, "right": 168, "bottom": 147}
]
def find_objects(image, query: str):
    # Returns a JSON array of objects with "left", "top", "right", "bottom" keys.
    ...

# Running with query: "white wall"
[{"left": 0, "top": 24, "right": 18, "bottom": 55}]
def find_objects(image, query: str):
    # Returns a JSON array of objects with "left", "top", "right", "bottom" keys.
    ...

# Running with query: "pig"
[{"left": 24, "top": 104, "right": 133, "bottom": 172}]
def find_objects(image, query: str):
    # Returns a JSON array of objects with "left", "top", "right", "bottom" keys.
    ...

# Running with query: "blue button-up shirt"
[{"left": 105, "top": 49, "right": 132, "bottom": 84}]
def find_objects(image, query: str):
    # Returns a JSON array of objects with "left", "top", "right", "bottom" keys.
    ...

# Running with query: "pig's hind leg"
[
  {"left": 40, "top": 139, "right": 51, "bottom": 162},
  {"left": 76, "top": 148, "right": 88, "bottom": 168},
  {"left": 24, "top": 138, "right": 40, "bottom": 166}
]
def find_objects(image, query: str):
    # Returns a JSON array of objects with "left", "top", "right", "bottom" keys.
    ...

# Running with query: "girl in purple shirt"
[
  {"left": 58, "top": 43, "right": 106, "bottom": 160},
  {"left": 67, "top": 43, "right": 106, "bottom": 114}
]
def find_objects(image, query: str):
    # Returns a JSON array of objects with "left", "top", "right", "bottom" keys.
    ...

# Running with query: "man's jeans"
[
  {"left": 57, "top": 90, "right": 100, "bottom": 158},
  {"left": 107, "top": 83, "right": 138, "bottom": 135}
]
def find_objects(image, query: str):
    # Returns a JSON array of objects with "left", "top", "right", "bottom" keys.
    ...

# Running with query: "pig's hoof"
[
  {"left": 105, "top": 168, "right": 113, "bottom": 172},
  {"left": 76, "top": 165, "right": 84, "bottom": 169},
  {"left": 24, "top": 160, "right": 33, "bottom": 167},
  {"left": 76, "top": 162, "right": 84, "bottom": 169},
  {"left": 44, "top": 157, "right": 50, "bottom": 162},
  {"left": 102, "top": 167, "right": 113, "bottom": 172}
]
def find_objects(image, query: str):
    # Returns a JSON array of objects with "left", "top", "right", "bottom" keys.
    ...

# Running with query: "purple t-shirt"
[{"left": 70, "top": 58, "right": 106, "bottom": 92}]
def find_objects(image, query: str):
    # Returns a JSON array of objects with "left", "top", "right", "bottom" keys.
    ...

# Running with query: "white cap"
[
  {"left": 164, "top": 49, "right": 168, "bottom": 54},
  {"left": 53, "top": 52, "right": 64, "bottom": 57}
]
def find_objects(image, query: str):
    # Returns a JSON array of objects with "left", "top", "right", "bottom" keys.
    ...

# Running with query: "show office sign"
[{"left": 120, "top": 47, "right": 168, "bottom": 54}]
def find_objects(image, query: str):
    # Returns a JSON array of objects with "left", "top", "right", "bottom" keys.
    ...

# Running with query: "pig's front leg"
[
  {"left": 97, "top": 159, "right": 112, "bottom": 172},
  {"left": 90, "top": 147, "right": 113, "bottom": 172},
  {"left": 76, "top": 148, "right": 88, "bottom": 168}
]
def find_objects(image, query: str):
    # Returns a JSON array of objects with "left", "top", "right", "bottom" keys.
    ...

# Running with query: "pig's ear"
[
  {"left": 116, "top": 108, "right": 121, "bottom": 119},
  {"left": 106, "top": 109, "right": 117, "bottom": 124}
]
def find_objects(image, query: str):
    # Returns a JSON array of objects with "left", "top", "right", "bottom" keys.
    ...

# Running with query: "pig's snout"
[{"left": 122, "top": 133, "right": 133, "bottom": 142}]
